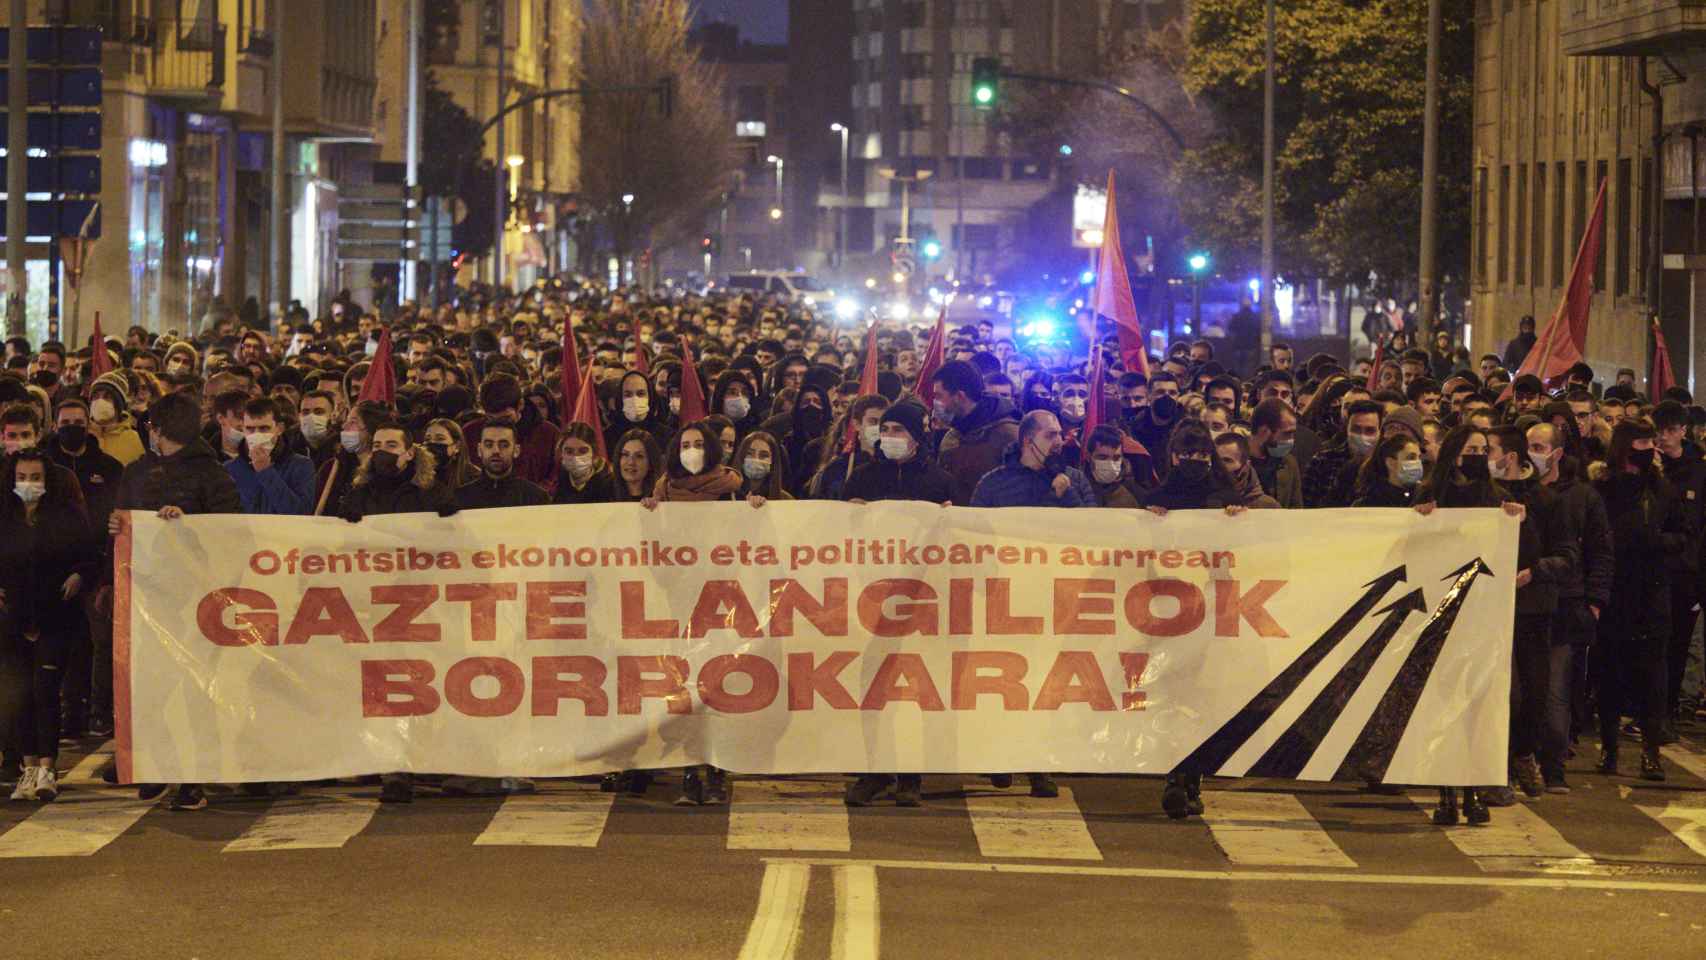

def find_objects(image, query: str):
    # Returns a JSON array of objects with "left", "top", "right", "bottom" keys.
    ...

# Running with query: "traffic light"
[
  {"left": 971, "top": 58, "right": 1000, "bottom": 110},
  {"left": 1187, "top": 251, "right": 1210, "bottom": 274},
  {"left": 921, "top": 238, "right": 942, "bottom": 260}
]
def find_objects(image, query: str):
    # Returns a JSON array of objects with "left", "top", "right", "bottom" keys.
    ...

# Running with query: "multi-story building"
[
  {"left": 689, "top": 21, "right": 788, "bottom": 278},
  {"left": 14, "top": 0, "right": 382, "bottom": 343},
  {"left": 419, "top": 0, "right": 580, "bottom": 291},
  {"left": 1473, "top": 0, "right": 1706, "bottom": 390}
]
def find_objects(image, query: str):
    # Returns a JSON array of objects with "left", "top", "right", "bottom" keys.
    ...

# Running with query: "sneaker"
[
  {"left": 895, "top": 775, "right": 922, "bottom": 807},
  {"left": 86, "top": 718, "right": 113, "bottom": 739},
  {"left": 987, "top": 774, "right": 1014, "bottom": 790},
  {"left": 675, "top": 769, "right": 704, "bottom": 806},
  {"left": 1481, "top": 784, "right": 1517, "bottom": 807},
  {"left": 167, "top": 784, "right": 207, "bottom": 811},
  {"left": 703, "top": 769, "right": 729, "bottom": 806},
  {"left": 33, "top": 767, "right": 57, "bottom": 802},
  {"left": 1512, "top": 755, "right": 1543, "bottom": 798},
  {"left": 499, "top": 777, "right": 536, "bottom": 795},
  {"left": 1597, "top": 748, "right": 1618, "bottom": 775},
  {"left": 1028, "top": 773, "right": 1059, "bottom": 799},
  {"left": 844, "top": 775, "right": 895, "bottom": 807},
  {"left": 1161, "top": 779, "right": 1192, "bottom": 820},
  {"left": 137, "top": 783, "right": 167, "bottom": 801},
  {"left": 9, "top": 766, "right": 38, "bottom": 801},
  {"left": 379, "top": 776, "right": 414, "bottom": 804}
]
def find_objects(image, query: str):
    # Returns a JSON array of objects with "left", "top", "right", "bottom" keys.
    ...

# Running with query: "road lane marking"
[
  {"left": 831, "top": 863, "right": 879, "bottom": 960},
  {"left": 761, "top": 857, "right": 1706, "bottom": 894},
  {"left": 1663, "top": 743, "right": 1706, "bottom": 783},
  {"left": 224, "top": 795, "right": 380, "bottom": 852},
  {"left": 729, "top": 780, "right": 851, "bottom": 852},
  {"left": 737, "top": 862, "right": 811, "bottom": 960},
  {"left": 964, "top": 786, "right": 1102, "bottom": 861},
  {"left": 1635, "top": 791, "right": 1706, "bottom": 861},
  {"left": 0, "top": 794, "right": 153, "bottom": 858},
  {"left": 62, "top": 742, "right": 113, "bottom": 785},
  {"left": 474, "top": 787, "right": 614, "bottom": 848},
  {"left": 1200, "top": 791, "right": 1357, "bottom": 868},
  {"left": 1408, "top": 791, "right": 1592, "bottom": 871}
]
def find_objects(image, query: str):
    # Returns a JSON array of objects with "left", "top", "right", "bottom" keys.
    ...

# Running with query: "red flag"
[
  {"left": 357, "top": 328, "right": 397, "bottom": 405},
  {"left": 1080, "top": 346, "right": 1107, "bottom": 464},
  {"left": 570, "top": 355, "right": 607, "bottom": 459},
  {"left": 1511, "top": 178, "right": 1608, "bottom": 392},
  {"left": 1652, "top": 318, "right": 1678, "bottom": 400},
  {"left": 1091, "top": 172, "right": 1149, "bottom": 377},
  {"left": 1366, "top": 336, "right": 1386, "bottom": 391},
  {"left": 631, "top": 339, "right": 650, "bottom": 376},
  {"left": 88, "top": 311, "right": 114, "bottom": 379},
  {"left": 677, "top": 344, "right": 707, "bottom": 424},
  {"left": 913, "top": 307, "right": 947, "bottom": 406},
  {"left": 842, "top": 320, "right": 883, "bottom": 453},
  {"left": 559, "top": 313, "right": 582, "bottom": 425}
]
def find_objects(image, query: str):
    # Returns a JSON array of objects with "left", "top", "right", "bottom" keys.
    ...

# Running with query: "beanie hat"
[
  {"left": 1384, "top": 405, "right": 1423, "bottom": 443},
  {"left": 880, "top": 400, "right": 928, "bottom": 448},
  {"left": 91, "top": 371, "right": 132, "bottom": 414}
]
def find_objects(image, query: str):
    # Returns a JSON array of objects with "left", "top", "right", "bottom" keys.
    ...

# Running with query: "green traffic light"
[
  {"left": 1188, "top": 252, "right": 1209, "bottom": 273},
  {"left": 974, "top": 86, "right": 994, "bottom": 105}
]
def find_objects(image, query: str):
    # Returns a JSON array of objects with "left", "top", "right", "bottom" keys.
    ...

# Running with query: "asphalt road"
[{"left": 5, "top": 735, "right": 1706, "bottom": 959}]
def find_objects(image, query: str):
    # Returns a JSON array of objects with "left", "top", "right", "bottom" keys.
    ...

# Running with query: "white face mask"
[
  {"left": 724, "top": 396, "right": 751, "bottom": 420},
  {"left": 861, "top": 423, "right": 881, "bottom": 451},
  {"left": 13, "top": 480, "right": 44, "bottom": 503},
  {"left": 878, "top": 435, "right": 913, "bottom": 461},
  {"left": 1060, "top": 397, "right": 1087, "bottom": 419},
  {"left": 669, "top": 396, "right": 682, "bottom": 416},
  {"left": 299, "top": 414, "right": 330, "bottom": 443},
  {"left": 89, "top": 398, "right": 116, "bottom": 422},
  {"left": 566, "top": 453, "right": 595, "bottom": 479},
  {"left": 623, "top": 396, "right": 649, "bottom": 422},
  {"left": 679, "top": 447, "right": 706, "bottom": 475},
  {"left": 1092, "top": 459, "right": 1122, "bottom": 484},
  {"left": 247, "top": 432, "right": 276, "bottom": 452},
  {"left": 340, "top": 429, "right": 363, "bottom": 453},
  {"left": 742, "top": 457, "right": 771, "bottom": 480},
  {"left": 222, "top": 426, "right": 246, "bottom": 448}
]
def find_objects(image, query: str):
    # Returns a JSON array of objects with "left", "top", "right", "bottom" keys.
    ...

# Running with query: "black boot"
[
  {"left": 1431, "top": 786, "right": 1458, "bottom": 826},
  {"left": 1462, "top": 787, "right": 1490, "bottom": 825},
  {"left": 1162, "top": 773, "right": 1193, "bottom": 820},
  {"left": 1184, "top": 774, "right": 1205, "bottom": 816},
  {"left": 1596, "top": 744, "right": 1618, "bottom": 775},
  {"left": 1641, "top": 743, "right": 1666, "bottom": 782}
]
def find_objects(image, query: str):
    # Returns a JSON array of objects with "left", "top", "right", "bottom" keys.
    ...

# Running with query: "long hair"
[
  {"left": 614, "top": 427, "right": 664, "bottom": 498},
  {"left": 1357, "top": 434, "right": 1418, "bottom": 495},
  {"left": 664, "top": 422, "right": 723, "bottom": 479},
  {"left": 424, "top": 417, "right": 472, "bottom": 484},
  {"left": 2, "top": 449, "right": 83, "bottom": 521},
  {"left": 1418, "top": 423, "right": 1489, "bottom": 503},
  {"left": 1162, "top": 420, "right": 1233, "bottom": 490},
  {"left": 1606, "top": 417, "right": 1657, "bottom": 477},
  {"left": 734, "top": 430, "right": 790, "bottom": 500}
]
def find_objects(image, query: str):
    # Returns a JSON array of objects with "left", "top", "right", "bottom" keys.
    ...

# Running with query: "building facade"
[
  {"left": 689, "top": 22, "right": 789, "bottom": 279},
  {"left": 1472, "top": 0, "right": 1706, "bottom": 390}
]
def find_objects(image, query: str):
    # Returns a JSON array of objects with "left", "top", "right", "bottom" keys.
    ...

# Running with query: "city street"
[{"left": 5, "top": 735, "right": 1706, "bottom": 958}]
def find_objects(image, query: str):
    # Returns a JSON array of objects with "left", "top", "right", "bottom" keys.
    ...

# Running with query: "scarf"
[{"left": 657, "top": 465, "right": 743, "bottom": 502}]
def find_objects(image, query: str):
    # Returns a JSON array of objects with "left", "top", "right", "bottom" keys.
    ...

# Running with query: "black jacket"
[
  {"left": 1597, "top": 470, "right": 1686, "bottom": 637},
  {"left": 552, "top": 463, "right": 621, "bottom": 505},
  {"left": 1351, "top": 479, "right": 1415, "bottom": 508},
  {"left": 0, "top": 497, "right": 99, "bottom": 634},
  {"left": 113, "top": 438, "right": 242, "bottom": 517},
  {"left": 1550, "top": 473, "right": 1614, "bottom": 609},
  {"left": 843, "top": 454, "right": 957, "bottom": 504},
  {"left": 1660, "top": 444, "right": 1706, "bottom": 584},
  {"left": 48, "top": 438, "right": 123, "bottom": 534},
  {"left": 339, "top": 457, "right": 452, "bottom": 520},
  {"left": 1501, "top": 472, "right": 1580, "bottom": 616},
  {"left": 455, "top": 474, "right": 550, "bottom": 510},
  {"left": 1135, "top": 471, "right": 1235, "bottom": 511}
]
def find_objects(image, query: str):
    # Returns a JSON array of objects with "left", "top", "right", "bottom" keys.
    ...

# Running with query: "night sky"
[{"left": 694, "top": 0, "right": 788, "bottom": 43}]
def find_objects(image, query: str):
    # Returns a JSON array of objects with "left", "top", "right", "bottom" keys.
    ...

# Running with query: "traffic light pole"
[
  {"left": 994, "top": 69, "right": 1185, "bottom": 151},
  {"left": 7, "top": 0, "right": 27, "bottom": 337}
]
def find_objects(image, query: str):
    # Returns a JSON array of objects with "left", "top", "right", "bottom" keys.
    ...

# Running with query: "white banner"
[{"left": 116, "top": 503, "right": 1518, "bottom": 786}]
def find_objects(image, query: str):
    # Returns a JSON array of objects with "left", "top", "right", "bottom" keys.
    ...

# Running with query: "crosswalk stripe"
[
  {"left": 729, "top": 780, "right": 852, "bottom": 852},
  {"left": 1199, "top": 791, "right": 1357, "bottom": 868},
  {"left": 0, "top": 794, "right": 154, "bottom": 858},
  {"left": 1662, "top": 742, "right": 1706, "bottom": 783},
  {"left": 224, "top": 795, "right": 380, "bottom": 853},
  {"left": 963, "top": 786, "right": 1102, "bottom": 861},
  {"left": 1408, "top": 791, "right": 1592, "bottom": 870},
  {"left": 473, "top": 787, "right": 614, "bottom": 847},
  {"left": 736, "top": 861, "right": 811, "bottom": 960},
  {"left": 1634, "top": 791, "right": 1706, "bottom": 860},
  {"left": 61, "top": 742, "right": 113, "bottom": 785},
  {"left": 831, "top": 863, "right": 880, "bottom": 960}
]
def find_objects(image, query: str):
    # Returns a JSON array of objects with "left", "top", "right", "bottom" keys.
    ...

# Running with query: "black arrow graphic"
[
  {"left": 1173, "top": 565, "right": 1407, "bottom": 778},
  {"left": 1244, "top": 588, "right": 1428, "bottom": 779},
  {"left": 1334, "top": 558, "right": 1495, "bottom": 783}
]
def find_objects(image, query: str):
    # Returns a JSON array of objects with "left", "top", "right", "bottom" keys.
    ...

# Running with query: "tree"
[
  {"left": 1177, "top": 0, "right": 1474, "bottom": 293},
  {"left": 574, "top": 0, "right": 738, "bottom": 267},
  {"left": 420, "top": 70, "right": 498, "bottom": 263}
]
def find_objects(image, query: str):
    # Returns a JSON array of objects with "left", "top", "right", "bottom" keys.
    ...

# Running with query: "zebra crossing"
[{"left": 9, "top": 742, "right": 1706, "bottom": 876}]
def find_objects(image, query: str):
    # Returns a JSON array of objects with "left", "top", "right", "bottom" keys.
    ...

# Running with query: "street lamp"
[
  {"left": 830, "top": 124, "right": 850, "bottom": 270},
  {"left": 1187, "top": 251, "right": 1211, "bottom": 334}
]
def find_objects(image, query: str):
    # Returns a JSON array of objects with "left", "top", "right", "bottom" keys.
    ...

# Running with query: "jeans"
[
  {"left": 1544, "top": 601, "right": 1594, "bottom": 780},
  {"left": 1594, "top": 617, "right": 1671, "bottom": 752},
  {"left": 0, "top": 627, "right": 66, "bottom": 761},
  {"left": 1512, "top": 613, "right": 1552, "bottom": 761}
]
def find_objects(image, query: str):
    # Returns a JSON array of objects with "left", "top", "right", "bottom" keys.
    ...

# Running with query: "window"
[
  {"left": 735, "top": 121, "right": 767, "bottom": 138},
  {"left": 1515, "top": 165, "right": 1527, "bottom": 285},
  {"left": 1552, "top": 161, "right": 1565, "bottom": 287},
  {"left": 902, "top": 53, "right": 930, "bottom": 78},
  {"left": 898, "top": 1, "right": 927, "bottom": 28},
  {"left": 1497, "top": 165, "right": 1509, "bottom": 284},
  {"left": 1532, "top": 163, "right": 1546, "bottom": 288},
  {"left": 1474, "top": 166, "right": 1488, "bottom": 285},
  {"left": 1011, "top": 159, "right": 1048, "bottom": 180},
  {"left": 1640, "top": 158, "right": 1653, "bottom": 295},
  {"left": 901, "top": 105, "right": 926, "bottom": 130},
  {"left": 1616, "top": 158, "right": 1632, "bottom": 297},
  {"left": 1574, "top": 160, "right": 1588, "bottom": 284},
  {"left": 1594, "top": 159, "right": 1608, "bottom": 290},
  {"left": 961, "top": 157, "right": 1002, "bottom": 179}
]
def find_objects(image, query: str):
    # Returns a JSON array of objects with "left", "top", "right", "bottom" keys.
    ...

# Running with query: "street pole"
[
  {"left": 402, "top": 0, "right": 421, "bottom": 304},
  {"left": 1416, "top": 0, "right": 1443, "bottom": 345},
  {"left": 1259, "top": 0, "right": 1275, "bottom": 360},
  {"left": 493, "top": 0, "right": 507, "bottom": 291},
  {"left": 269, "top": 0, "right": 287, "bottom": 329},
  {"left": 834, "top": 124, "right": 848, "bottom": 270},
  {"left": 6, "top": 0, "right": 28, "bottom": 338}
]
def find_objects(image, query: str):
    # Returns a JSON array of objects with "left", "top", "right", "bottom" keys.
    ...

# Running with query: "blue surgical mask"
[
  {"left": 1269, "top": 440, "right": 1294, "bottom": 458},
  {"left": 1398, "top": 460, "right": 1425, "bottom": 488}
]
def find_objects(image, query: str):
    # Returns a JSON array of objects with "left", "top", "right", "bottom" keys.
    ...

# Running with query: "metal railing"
[{"left": 147, "top": 18, "right": 227, "bottom": 95}]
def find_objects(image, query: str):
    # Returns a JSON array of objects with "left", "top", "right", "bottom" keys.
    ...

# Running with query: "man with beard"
[
  {"left": 455, "top": 421, "right": 550, "bottom": 509},
  {"left": 1126, "top": 372, "right": 1183, "bottom": 466},
  {"left": 460, "top": 373, "right": 558, "bottom": 487},
  {"left": 930, "top": 360, "right": 1020, "bottom": 504}
]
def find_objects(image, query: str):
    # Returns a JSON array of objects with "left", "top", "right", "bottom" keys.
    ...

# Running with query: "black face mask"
[
  {"left": 371, "top": 450, "right": 406, "bottom": 479},
  {"left": 1633, "top": 448, "right": 1658, "bottom": 472},
  {"left": 57, "top": 425, "right": 87, "bottom": 450},
  {"left": 1151, "top": 394, "right": 1179, "bottom": 422},
  {"left": 797, "top": 405, "right": 828, "bottom": 436},
  {"left": 1458, "top": 454, "right": 1489, "bottom": 481},
  {"left": 1172, "top": 459, "right": 1212, "bottom": 484},
  {"left": 423, "top": 442, "right": 452, "bottom": 465},
  {"left": 1123, "top": 403, "right": 1146, "bottom": 418}
]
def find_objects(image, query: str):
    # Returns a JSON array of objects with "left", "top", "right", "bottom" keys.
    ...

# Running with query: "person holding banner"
[
  {"left": 454, "top": 422, "right": 549, "bottom": 510},
  {"left": 551, "top": 424, "right": 620, "bottom": 505},
  {"left": 733, "top": 431, "right": 793, "bottom": 503},
  {"left": 613, "top": 429, "right": 665, "bottom": 503}
]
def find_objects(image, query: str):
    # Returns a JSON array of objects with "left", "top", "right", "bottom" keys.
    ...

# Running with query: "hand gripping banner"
[{"left": 114, "top": 503, "right": 1517, "bottom": 786}]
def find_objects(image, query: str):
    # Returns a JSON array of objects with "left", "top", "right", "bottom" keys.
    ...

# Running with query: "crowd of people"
[{"left": 0, "top": 283, "right": 1697, "bottom": 826}]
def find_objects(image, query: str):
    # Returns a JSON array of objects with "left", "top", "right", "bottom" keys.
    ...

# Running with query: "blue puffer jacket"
[
  {"left": 226, "top": 445, "right": 317, "bottom": 515},
  {"left": 968, "top": 443, "right": 1096, "bottom": 508}
]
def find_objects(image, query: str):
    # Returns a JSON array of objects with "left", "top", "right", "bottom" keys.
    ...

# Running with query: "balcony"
[
  {"left": 1561, "top": 0, "right": 1706, "bottom": 56},
  {"left": 146, "top": 18, "right": 227, "bottom": 103}
]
